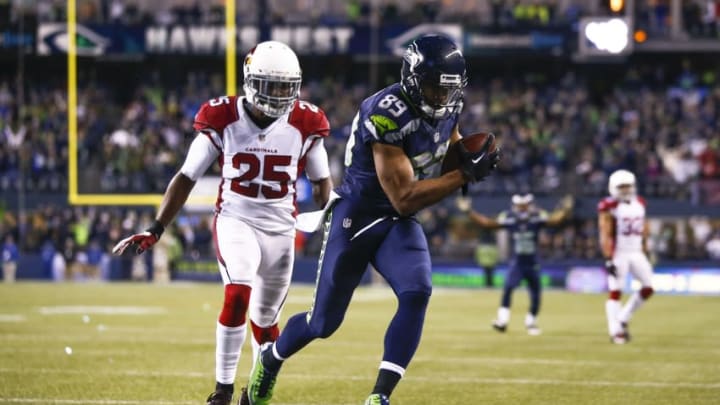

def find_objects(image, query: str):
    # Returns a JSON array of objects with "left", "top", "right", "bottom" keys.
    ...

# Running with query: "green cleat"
[
  {"left": 247, "top": 343, "right": 279, "bottom": 405},
  {"left": 364, "top": 394, "right": 390, "bottom": 405}
]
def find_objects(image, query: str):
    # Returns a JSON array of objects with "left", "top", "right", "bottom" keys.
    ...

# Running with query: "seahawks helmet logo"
[{"left": 403, "top": 44, "right": 424, "bottom": 73}]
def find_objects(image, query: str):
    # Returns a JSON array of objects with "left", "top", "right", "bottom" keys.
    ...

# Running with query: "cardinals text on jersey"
[{"left": 189, "top": 96, "right": 329, "bottom": 235}]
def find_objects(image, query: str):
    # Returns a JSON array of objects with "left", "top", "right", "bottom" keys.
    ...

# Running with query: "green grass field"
[{"left": 1, "top": 282, "right": 719, "bottom": 405}]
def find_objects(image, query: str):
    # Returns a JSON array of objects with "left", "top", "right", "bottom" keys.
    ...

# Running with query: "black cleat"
[
  {"left": 492, "top": 321, "right": 507, "bottom": 333},
  {"left": 621, "top": 322, "right": 631, "bottom": 342},
  {"left": 238, "top": 387, "right": 250, "bottom": 405},
  {"left": 206, "top": 390, "right": 233, "bottom": 405}
]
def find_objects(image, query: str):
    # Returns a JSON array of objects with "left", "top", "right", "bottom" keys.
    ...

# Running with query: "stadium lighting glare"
[
  {"left": 609, "top": 0, "right": 624, "bottom": 13},
  {"left": 634, "top": 30, "right": 647, "bottom": 43},
  {"left": 584, "top": 18, "right": 629, "bottom": 54}
]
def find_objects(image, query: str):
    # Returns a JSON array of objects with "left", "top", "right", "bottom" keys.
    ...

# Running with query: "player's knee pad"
[
  {"left": 608, "top": 290, "right": 621, "bottom": 300},
  {"left": 640, "top": 286, "right": 654, "bottom": 300},
  {"left": 218, "top": 283, "right": 251, "bottom": 327},
  {"left": 250, "top": 320, "right": 279, "bottom": 344}
]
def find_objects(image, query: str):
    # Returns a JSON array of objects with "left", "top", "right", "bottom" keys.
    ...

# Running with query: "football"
[{"left": 441, "top": 132, "right": 497, "bottom": 174}]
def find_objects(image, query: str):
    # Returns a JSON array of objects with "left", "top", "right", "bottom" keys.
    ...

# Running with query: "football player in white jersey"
[
  {"left": 112, "top": 41, "right": 333, "bottom": 405},
  {"left": 598, "top": 169, "right": 654, "bottom": 345}
]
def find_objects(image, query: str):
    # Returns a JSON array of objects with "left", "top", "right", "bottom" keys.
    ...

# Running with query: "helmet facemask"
[
  {"left": 403, "top": 71, "right": 466, "bottom": 120},
  {"left": 243, "top": 74, "right": 301, "bottom": 118},
  {"left": 613, "top": 183, "right": 636, "bottom": 202}
]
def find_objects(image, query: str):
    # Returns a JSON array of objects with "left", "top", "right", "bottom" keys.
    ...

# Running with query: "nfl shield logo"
[
  {"left": 342, "top": 218, "right": 352, "bottom": 228},
  {"left": 433, "top": 132, "right": 440, "bottom": 142}
]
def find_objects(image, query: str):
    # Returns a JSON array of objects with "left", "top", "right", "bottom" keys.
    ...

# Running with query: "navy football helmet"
[{"left": 401, "top": 34, "right": 467, "bottom": 120}]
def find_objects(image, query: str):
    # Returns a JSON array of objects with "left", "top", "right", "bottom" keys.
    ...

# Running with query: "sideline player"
[
  {"left": 598, "top": 169, "right": 654, "bottom": 344},
  {"left": 244, "top": 34, "right": 500, "bottom": 405},
  {"left": 458, "top": 193, "right": 573, "bottom": 335},
  {"left": 112, "top": 41, "right": 333, "bottom": 405}
]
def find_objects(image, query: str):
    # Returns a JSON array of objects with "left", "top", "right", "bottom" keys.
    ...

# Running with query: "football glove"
[
  {"left": 604, "top": 260, "right": 617, "bottom": 277},
  {"left": 458, "top": 140, "right": 501, "bottom": 183},
  {"left": 112, "top": 220, "right": 165, "bottom": 255}
]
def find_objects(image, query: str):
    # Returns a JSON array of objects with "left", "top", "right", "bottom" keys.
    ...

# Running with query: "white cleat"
[{"left": 526, "top": 325, "right": 542, "bottom": 336}]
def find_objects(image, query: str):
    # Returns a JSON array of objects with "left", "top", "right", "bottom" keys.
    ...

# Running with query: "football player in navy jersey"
[
  {"left": 458, "top": 194, "right": 573, "bottom": 335},
  {"left": 244, "top": 34, "right": 500, "bottom": 405}
]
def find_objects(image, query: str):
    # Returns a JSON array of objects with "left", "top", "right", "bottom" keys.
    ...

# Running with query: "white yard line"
[
  {"left": 0, "top": 399, "right": 195, "bottom": 404},
  {"left": 0, "top": 368, "right": 717, "bottom": 390},
  {"left": 0, "top": 314, "right": 25, "bottom": 322},
  {"left": 37, "top": 306, "right": 167, "bottom": 315},
  {"left": 0, "top": 399, "right": 345, "bottom": 405}
]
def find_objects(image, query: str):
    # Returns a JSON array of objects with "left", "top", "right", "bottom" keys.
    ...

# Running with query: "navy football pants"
[
  {"left": 501, "top": 264, "right": 541, "bottom": 316},
  {"left": 275, "top": 199, "right": 432, "bottom": 369}
]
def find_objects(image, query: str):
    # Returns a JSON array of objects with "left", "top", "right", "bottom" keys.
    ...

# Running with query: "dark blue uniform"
[
  {"left": 497, "top": 209, "right": 548, "bottom": 316},
  {"left": 274, "top": 83, "right": 459, "bottom": 369}
]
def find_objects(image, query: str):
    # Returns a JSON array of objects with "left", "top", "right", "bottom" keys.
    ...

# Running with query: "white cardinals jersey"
[
  {"left": 182, "top": 96, "right": 330, "bottom": 235},
  {"left": 597, "top": 196, "right": 647, "bottom": 254}
]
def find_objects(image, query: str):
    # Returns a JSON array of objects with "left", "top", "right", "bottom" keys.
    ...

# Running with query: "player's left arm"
[
  {"left": 304, "top": 138, "right": 333, "bottom": 207},
  {"left": 545, "top": 195, "right": 574, "bottom": 226}
]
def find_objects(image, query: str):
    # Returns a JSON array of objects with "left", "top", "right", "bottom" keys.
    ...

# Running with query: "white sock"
[
  {"left": 496, "top": 307, "right": 510, "bottom": 325},
  {"left": 605, "top": 300, "right": 621, "bottom": 336},
  {"left": 250, "top": 335, "right": 261, "bottom": 363},
  {"left": 618, "top": 292, "right": 644, "bottom": 323},
  {"left": 215, "top": 322, "right": 247, "bottom": 384},
  {"left": 525, "top": 313, "right": 537, "bottom": 327}
]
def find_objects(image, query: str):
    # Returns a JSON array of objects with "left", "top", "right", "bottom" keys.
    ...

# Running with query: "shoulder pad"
[
  {"left": 193, "top": 96, "right": 239, "bottom": 134},
  {"left": 597, "top": 197, "right": 619, "bottom": 212},
  {"left": 288, "top": 100, "right": 330, "bottom": 142}
]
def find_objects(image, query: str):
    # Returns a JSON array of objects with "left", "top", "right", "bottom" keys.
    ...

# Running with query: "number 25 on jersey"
[{"left": 231, "top": 153, "right": 292, "bottom": 199}]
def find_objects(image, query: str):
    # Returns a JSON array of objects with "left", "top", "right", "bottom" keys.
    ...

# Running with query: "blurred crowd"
[
  {"left": 2, "top": 64, "right": 720, "bottom": 199},
  {"left": 2, "top": 202, "right": 719, "bottom": 283},
  {"left": 7, "top": 0, "right": 720, "bottom": 39}
]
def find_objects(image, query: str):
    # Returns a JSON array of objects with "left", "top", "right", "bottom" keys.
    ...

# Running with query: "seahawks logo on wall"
[
  {"left": 37, "top": 23, "right": 110, "bottom": 56},
  {"left": 385, "top": 24, "right": 463, "bottom": 57}
]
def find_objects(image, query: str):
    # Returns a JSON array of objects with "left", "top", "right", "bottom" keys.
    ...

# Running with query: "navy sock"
[
  {"left": 372, "top": 369, "right": 401, "bottom": 397},
  {"left": 382, "top": 291, "right": 430, "bottom": 369},
  {"left": 215, "top": 382, "right": 233, "bottom": 394}
]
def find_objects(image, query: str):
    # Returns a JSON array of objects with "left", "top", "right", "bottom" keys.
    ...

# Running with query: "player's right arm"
[
  {"left": 597, "top": 198, "right": 617, "bottom": 274},
  {"left": 374, "top": 143, "right": 465, "bottom": 216},
  {"left": 597, "top": 200, "right": 616, "bottom": 260},
  {"left": 157, "top": 133, "right": 220, "bottom": 226},
  {"left": 113, "top": 97, "right": 228, "bottom": 255},
  {"left": 113, "top": 134, "right": 219, "bottom": 255}
]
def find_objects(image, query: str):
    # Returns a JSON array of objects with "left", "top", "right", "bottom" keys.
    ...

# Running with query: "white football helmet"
[
  {"left": 243, "top": 41, "right": 302, "bottom": 117},
  {"left": 608, "top": 169, "right": 636, "bottom": 201}
]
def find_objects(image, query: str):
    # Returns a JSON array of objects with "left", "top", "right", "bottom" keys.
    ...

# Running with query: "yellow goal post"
[{"left": 66, "top": 0, "right": 237, "bottom": 208}]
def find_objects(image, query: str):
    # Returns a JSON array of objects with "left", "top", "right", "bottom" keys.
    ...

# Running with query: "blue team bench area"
[{"left": 6, "top": 255, "right": 720, "bottom": 296}]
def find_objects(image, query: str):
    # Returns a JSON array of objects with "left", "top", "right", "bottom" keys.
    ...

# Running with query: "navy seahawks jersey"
[
  {"left": 335, "top": 83, "right": 460, "bottom": 215},
  {"left": 497, "top": 209, "right": 549, "bottom": 266}
]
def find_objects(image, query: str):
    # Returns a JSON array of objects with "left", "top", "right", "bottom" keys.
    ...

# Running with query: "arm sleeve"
[
  {"left": 304, "top": 138, "right": 331, "bottom": 181},
  {"left": 179, "top": 133, "right": 221, "bottom": 181}
]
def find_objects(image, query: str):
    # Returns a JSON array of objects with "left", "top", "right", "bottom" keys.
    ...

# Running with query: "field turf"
[{"left": 1, "top": 282, "right": 718, "bottom": 404}]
